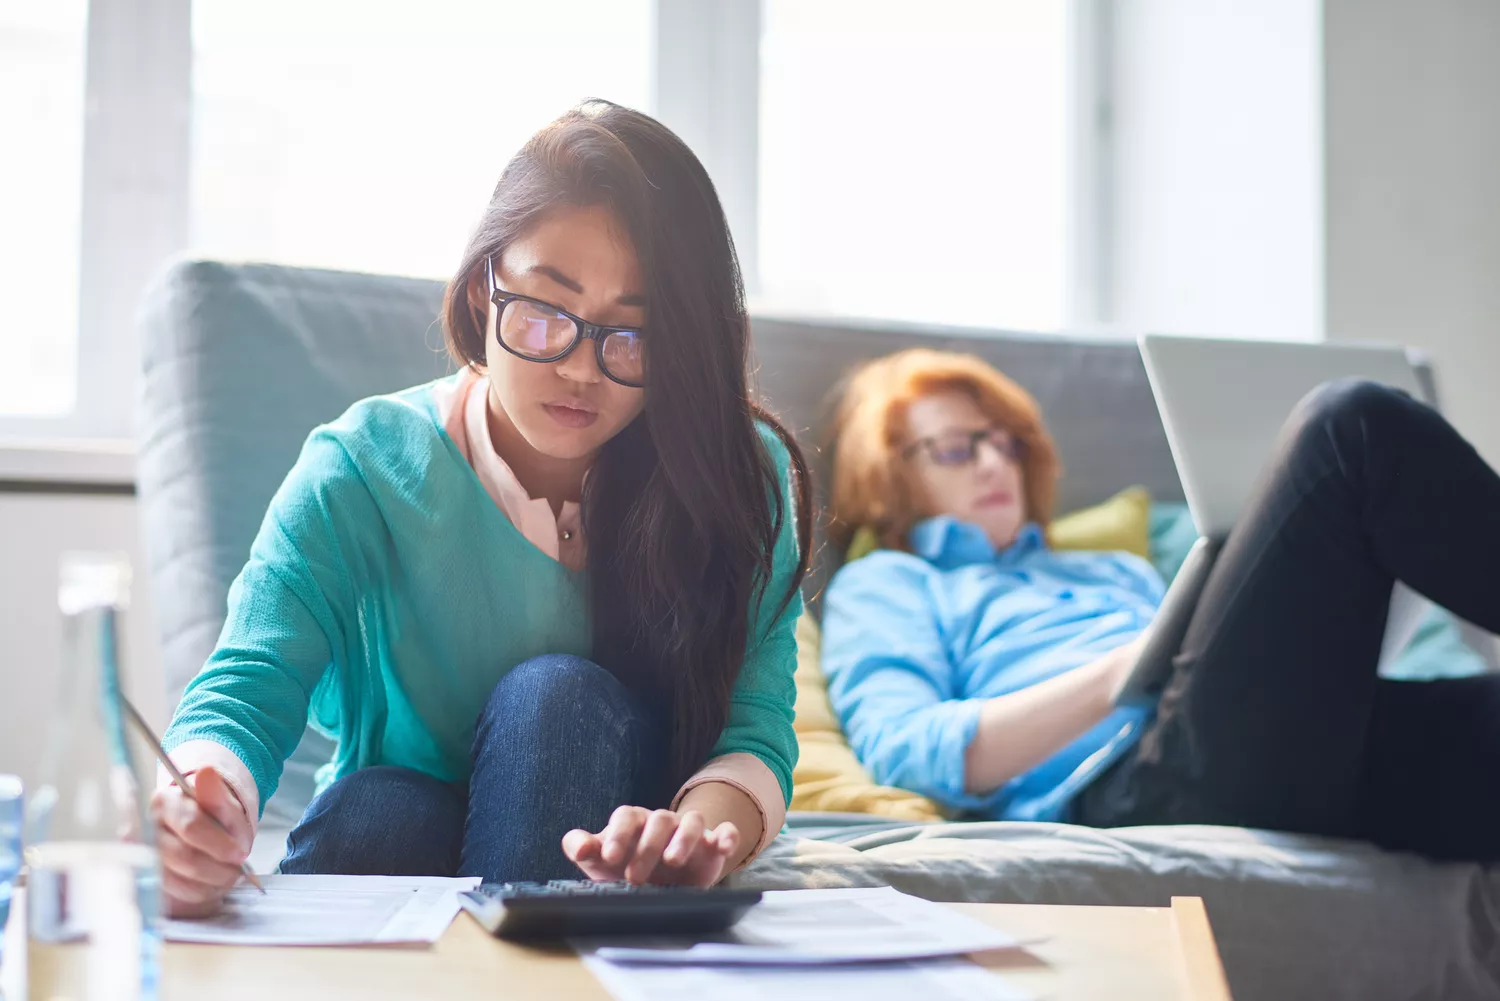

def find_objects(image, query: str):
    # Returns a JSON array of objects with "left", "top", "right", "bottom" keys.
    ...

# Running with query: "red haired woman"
[{"left": 821, "top": 347, "right": 1500, "bottom": 861}]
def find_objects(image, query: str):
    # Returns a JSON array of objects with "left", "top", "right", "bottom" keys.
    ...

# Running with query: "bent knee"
[
  {"left": 307, "top": 766, "right": 459, "bottom": 828},
  {"left": 283, "top": 766, "right": 463, "bottom": 875},
  {"left": 483, "top": 654, "right": 632, "bottom": 721},
  {"left": 1281, "top": 378, "right": 1416, "bottom": 457},
  {"left": 1295, "top": 378, "right": 1409, "bottom": 429}
]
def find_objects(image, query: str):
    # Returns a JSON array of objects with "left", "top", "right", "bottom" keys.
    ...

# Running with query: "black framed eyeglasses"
[
  {"left": 485, "top": 256, "right": 646, "bottom": 388},
  {"left": 902, "top": 427, "right": 1027, "bottom": 467}
]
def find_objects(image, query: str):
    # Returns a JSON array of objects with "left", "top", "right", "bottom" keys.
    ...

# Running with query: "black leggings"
[{"left": 1076, "top": 380, "right": 1500, "bottom": 862}]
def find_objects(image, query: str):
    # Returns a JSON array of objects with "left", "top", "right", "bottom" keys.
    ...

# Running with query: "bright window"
[
  {"left": 190, "top": 0, "right": 653, "bottom": 279},
  {"left": 3, "top": 1, "right": 1082, "bottom": 432},
  {"left": 0, "top": 1, "right": 87, "bottom": 417},
  {"left": 758, "top": 0, "right": 1070, "bottom": 331}
]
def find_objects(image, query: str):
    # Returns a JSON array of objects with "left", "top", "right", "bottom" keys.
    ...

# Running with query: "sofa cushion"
[{"left": 1046, "top": 485, "right": 1151, "bottom": 558}]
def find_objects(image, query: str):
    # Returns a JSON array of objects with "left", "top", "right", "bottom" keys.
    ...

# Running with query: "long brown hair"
[
  {"left": 441, "top": 100, "right": 811, "bottom": 788},
  {"left": 827, "top": 348, "right": 1061, "bottom": 553}
]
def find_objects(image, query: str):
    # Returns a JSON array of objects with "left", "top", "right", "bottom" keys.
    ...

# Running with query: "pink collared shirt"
[
  {"left": 166, "top": 368, "right": 784, "bottom": 866},
  {"left": 431, "top": 368, "right": 587, "bottom": 571}
]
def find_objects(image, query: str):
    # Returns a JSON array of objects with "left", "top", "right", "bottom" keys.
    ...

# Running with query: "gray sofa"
[{"left": 136, "top": 260, "right": 1500, "bottom": 1001}]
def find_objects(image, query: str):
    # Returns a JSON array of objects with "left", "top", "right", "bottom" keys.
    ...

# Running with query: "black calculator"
[{"left": 459, "top": 880, "right": 763, "bottom": 941}]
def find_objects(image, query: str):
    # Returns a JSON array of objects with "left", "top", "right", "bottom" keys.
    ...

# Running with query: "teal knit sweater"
[{"left": 162, "top": 378, "right": 803, "bottom": 815}]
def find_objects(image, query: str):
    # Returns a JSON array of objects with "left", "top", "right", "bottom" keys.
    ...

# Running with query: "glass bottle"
[{"left": 25, "top": 553, "right": 160, "bottom": 1001}]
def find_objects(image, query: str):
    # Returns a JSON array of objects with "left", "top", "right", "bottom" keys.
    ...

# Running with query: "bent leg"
[
  {"left": 280, "top": 765, "right": 465, "bottom": 875},
  {"left": 1080, "top": 380, "right": 1500, "bottom": 850},
  {"left": 461, "top": 654, "right": 669, "bottom": 882},
  {"left": 1358, "top": 675, "right": 1500, "bottom": 861}
]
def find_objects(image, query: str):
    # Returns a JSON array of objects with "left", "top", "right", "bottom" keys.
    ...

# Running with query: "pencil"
[{"left": 120, "top": 697, "right": 266, "bottom": 894}]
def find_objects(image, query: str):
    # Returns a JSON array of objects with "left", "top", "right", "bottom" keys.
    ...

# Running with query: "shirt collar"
[{"left": 909, "top": 516, "right": 1046, "bottom": 570}]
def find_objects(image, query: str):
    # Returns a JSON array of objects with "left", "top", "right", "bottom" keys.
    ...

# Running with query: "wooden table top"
[{"left": 8, "top": 894, "right": 1233, "bottom": 1000}]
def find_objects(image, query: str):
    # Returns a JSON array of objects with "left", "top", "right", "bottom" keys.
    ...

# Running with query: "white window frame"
[
  {"left": 1067, "top": 0, "right": 1114, "bottom": 331},
  {"left": 0, "top": 0, "right": 1108, "bottom": 445},
  {"left": 651, "top": 0, "right": 763, "bottom": 296},
  {"left": 1, "top": 0, "right": 189, "bottom": 443}
]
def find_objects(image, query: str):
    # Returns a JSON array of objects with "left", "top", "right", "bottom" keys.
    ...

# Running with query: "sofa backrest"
[
  {"left": 137, "top": 257, "right": 1194, "bottom": 696},
  {"left": 130, "top": 259, "right": 1198, "bottom": 823},
  {"left": 137, "top": 261, "right": 452, "bottom": 824},
  {"left": 752, "top": 315, "right": 1185, "bottom": 512},
  {"left": 142, "top": 259, "right": 1485, "bottom": 826},
  {"left": 748, "top": 314, "right": 1185, "bottom": 602},
  {"left": 137, "top": 261, "right": 452, "bottom": 709}
]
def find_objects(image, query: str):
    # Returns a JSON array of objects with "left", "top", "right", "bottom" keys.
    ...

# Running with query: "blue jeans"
[
  {"left": 1077, "top": 381, "right": 1500, "bottom": 861},
  {"left": 280, "top": 654, "right": 670, "bottom": 881}
]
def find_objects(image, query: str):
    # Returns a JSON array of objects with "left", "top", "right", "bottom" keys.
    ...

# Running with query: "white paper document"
[
  {"left": 581, "top": 953, "right": 1032, "bottom": 1001},
  {"left": 162, "top": 874, "right": 480, "bottom": 947},
  {"left": 586, "top": 886, "right": 1032, "bottom": 966}
]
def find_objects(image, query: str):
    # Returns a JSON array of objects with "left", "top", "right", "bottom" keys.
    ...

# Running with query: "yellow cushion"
[
  {"left": 1046, "top": 486, "right": 1151, "bottom": 559},
  {"left": 844, "top": 525, "right": 882, "bottom": 563},
  {"left": 790, "top": 615, "right": 945, "bottom": 821},
  {"left": 844, "top": 487, "right": 1152, "bottom": 566}
]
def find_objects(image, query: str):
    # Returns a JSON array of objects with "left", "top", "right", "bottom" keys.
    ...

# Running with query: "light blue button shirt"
[{"left": 821, "top": 517, "right": 1164, "bottom": 820}]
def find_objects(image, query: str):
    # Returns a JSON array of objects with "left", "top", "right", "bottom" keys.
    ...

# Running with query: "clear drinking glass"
[{"left": 24, "top": 554, "right": 160, "bottom": 1001}]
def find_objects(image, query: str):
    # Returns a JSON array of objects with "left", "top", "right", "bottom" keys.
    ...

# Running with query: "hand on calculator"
[{"left": 562, "top": 806, "right": 739, "bottom": 887}]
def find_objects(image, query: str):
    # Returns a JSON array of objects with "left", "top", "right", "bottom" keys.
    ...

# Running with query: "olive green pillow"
[{"left": 1047, "top": 486, "right": 1152, "bottom": 558}]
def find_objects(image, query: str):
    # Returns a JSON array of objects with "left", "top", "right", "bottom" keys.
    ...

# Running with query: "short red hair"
[{"left": 827, "top": 348, "right": 1062, "bottom": 553}]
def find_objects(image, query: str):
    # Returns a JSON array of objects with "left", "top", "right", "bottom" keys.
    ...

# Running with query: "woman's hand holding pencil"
[{"left": 150, "top": 765, "right": 259, "bottom": 918}]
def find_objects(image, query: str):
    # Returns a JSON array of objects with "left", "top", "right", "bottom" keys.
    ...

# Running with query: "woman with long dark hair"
[{"left": 151, "top": 100, "right": 810, "bottom": 916}]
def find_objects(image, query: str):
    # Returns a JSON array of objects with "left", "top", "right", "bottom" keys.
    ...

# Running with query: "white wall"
[
  {"left": 1324, "top": 0, "right": 1500, "bottom": 468},
  {"left": 0, "top": 492, "right": 163, "bottom": 790},
  {"left": 1108, "top": 0, "right": 1325, "bottom": 341}
]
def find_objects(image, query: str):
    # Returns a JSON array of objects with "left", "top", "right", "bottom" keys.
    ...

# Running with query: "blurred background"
[
  {"left": 1, "top": 0, "right": 1498, "bottom": 782},
  {"left": 7, "top": 0, "right": 1497, "bottom": 452}
]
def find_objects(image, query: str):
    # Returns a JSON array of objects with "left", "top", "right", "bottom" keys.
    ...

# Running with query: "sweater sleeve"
[
  {"left": 161, "top": 428, "right": 377, "bottom": 816},
  {"left": 821, "top": 554, "right": 993, "bottom": 811},
  {"left": 699, "top": 425, "right": 804, "bottom": 812}
]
